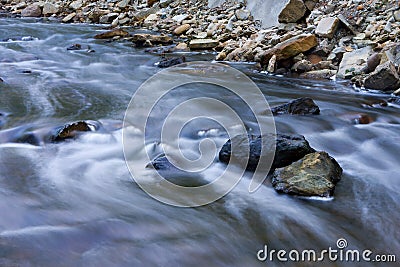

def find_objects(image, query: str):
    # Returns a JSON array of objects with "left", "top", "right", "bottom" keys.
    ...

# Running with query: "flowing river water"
[{"left": 0, "top": 18, "right": 399, "bottom": 266}]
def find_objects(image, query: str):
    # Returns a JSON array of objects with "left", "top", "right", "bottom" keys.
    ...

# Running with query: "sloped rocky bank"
[{"left": 1, "top": 0, "right": 400, "bottom": 93}]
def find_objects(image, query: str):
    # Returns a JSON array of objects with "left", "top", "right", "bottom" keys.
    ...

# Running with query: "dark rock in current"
[
  {"left": 67, "top": 43, "right": 82, "bottom": 50},
  {"left": 148, "top": 155, "right": 173, "bottom": 170},
  {"left": 219, "top": 133, "right": 315, "bottom": 172},
  {"left": 271, "top": 97, "right": 320, "bottom": 115},
  {"left": 388, "top": 97, "right": 400, "bottom": 105},
  {"left": 0, "top": 112, "right": 6, "bottom": 129},
  {"left": 157, "top": 56, "right": 186, "bottom": 68},
  {"left": 50, "top": 121, "right": 94, "bottom": 142},
  {"left": 272, "top": 152, "right": 343, "bottom": 197},
  {"left": 94, "top": 29, "right": 129, "bottom": 39}
]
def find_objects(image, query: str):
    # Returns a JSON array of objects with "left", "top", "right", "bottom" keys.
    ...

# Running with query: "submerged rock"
[
  {"left": 67, "top": 43, "right": 82, "bottom": 50},
  {"left": 219, "top": 133, "right": 315, "bottom": 172},
  {"left": 157, "top": 56, "right": 186, "bottom": 68},
  {"left": 50, "top": 121, "right": 94, "bottom": 142},
  {"left": 94, "top": 29, "right": 129, "bottom": 39},
  {"left": 271, "top": 97, "right": 320, "bottom": 115},
  {"left": 272, "top": 152, "right": 343, "bottom": 197}
]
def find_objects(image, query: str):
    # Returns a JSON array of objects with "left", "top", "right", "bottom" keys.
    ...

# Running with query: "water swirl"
[{"left": 123, "top": 62, "right": 276, "bottom": 207}]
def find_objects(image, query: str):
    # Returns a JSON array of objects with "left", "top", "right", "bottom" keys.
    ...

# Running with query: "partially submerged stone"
[
  {"left": 272, "top": 152, "right": 343, "bottom": 197},
  {"left": 94, "top": 29, "right": 129, "bottom": 39},
  {"left": 219, "top": 133, "right": 315, "bottom": 172},
  {"left": 157, "top": 56, "right": 186, "bottom": 68},
  {"left": 300, "top": 69, "right": 337, "bottom": 80},
  {"left": 271, "top": 97, "right": 320, "bottom": 115},
  {"left": 51, "top": 121, "right": 94, "bottom": 142}
]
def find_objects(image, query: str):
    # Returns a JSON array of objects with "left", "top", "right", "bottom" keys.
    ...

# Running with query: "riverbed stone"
[
  {"left": 173, "top": 24, "right": 191, "bottom": 35},
  {"left": 62, "top": 12, "right": 76, "bottom": 23},
  {"left": 278, "top": 0, "right": 307, "bottom": 23},
  {"left": 94, "top": 29, "right": 129, "bottom": 39},
  {"left": 21, "top": 4, "right": 42, "bottom": 17},
  {"left": 42, "top": 3, "right": 59, "bottom": 15},
  {"left": 364, "top": 61, "right": 400, "bottom": 92},
  {"left": 337, "top": 46, "right": 372, "bottom": 79},
  {"left": 315, "top": 17, "right": 339, "bottom": 39},
  {"left": 219, "top": 133, "right": 315, "bottom": 172},
  {"left": 272, "top": 152, "right": 343, "bottom": 197},
  {"left": 300, "top": 69, "right": 337, "bottom": 80},
  {"left": 271, "top": 97, "right": 320, "bottom": 115},
  {"left": 261, "top": 34, "right": 318, "bottom": 63},
  {"left": 157, "top": 56, "right": 185, "bottom": 68},
  {"left": 189, "top": 39, "right": 219, "bottom": 49},
  {"left": 131, "top": 34, "right": 173, "bottom": 46}
]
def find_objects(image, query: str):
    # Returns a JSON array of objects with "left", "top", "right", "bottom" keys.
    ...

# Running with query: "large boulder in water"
[
  {"left": 271, "top": 97, "right": 320, "bottom": 115},
  {"left": 272, "top": 152, "right": 343, "bottom": 197},
  {"left": 219, "top": 133, "right": 315, "bottom": 172}
]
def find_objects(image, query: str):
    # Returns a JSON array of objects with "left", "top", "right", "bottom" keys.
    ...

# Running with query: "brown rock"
[
  {"left": 278, "top": 0, "right": 307, "bottom": 23},
  {"left": 21, "top": 4, "right": 42, "bottom": 17},
  {"left": 173, "top": 24, "right": 191, "bottom": 35},
  {"left": 261, "top": 34, "right": 318, "bottom": 64},
  {"left": 189, "top": 39, "right": 219, "bottom": 50},
  {"left": 131, "top": 34, "right": 173, "bottom": 46},
  {"left": 147, "top": 0, "right": 158, "bottom": 6},
  {"left": 300, "top": 69, "right": 337, "bottom": 80},
  {"left": 94, "top": 29, "right": 129, "bottom": 39}
]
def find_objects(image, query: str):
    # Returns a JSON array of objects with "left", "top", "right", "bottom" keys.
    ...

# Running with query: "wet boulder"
[
  {"left": 67, "top": 44, "right": 82, "bottom": 50},
  {"left": 271, "top": 97, "right": 320, "bottom": 115},
  {"left": 157, "top": 56, "right": 186, "bottom": 68},
  {"left": 50, "top": 121, "right": 95, "bottom": 142},
  {"left": 272, "top": 152, "right": 343, "bottom": 197},
  {"left": 0, "top": 112, "right": 6, "bottom": 129},
  {"left": 94, "top": 29, "right": 129, "bottom": 39},
  {"left": 219, "top": 133, "right": 315, "bottom": 172}
]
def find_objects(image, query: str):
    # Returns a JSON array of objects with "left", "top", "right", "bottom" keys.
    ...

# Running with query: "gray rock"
[
  {"left": 62, "top": 13, "right": 76, "bottom": 23},
  {"left": 315, "top": 17, "right": 339, "bottom": 39},
  {"left": 219, "top": 133, "right": 315, "bottom": 172},
  {"left": 42, "top": 3, "right": 59, "bottom": 15},
  {"left": 337, "top": 46, "right": 372, "bottom": 79},
  {"left": 337, "top": 14, "right": 357, "bottom": 35},
  {"left": 364, "top": 61, "right": 400, "bottom": 92},
  {"left": 235, "top": 9, "right": 251, "bottom": 20},
  {"left": 278, "top": 0, "right": 307, "bottom": 23},
  {"left": 21, "top": 4, "right": 42, "bottom": 17},
  {"left": 69, "top": 0, "right": 83, "bottom": 10},
  {"left": 272, "top": 151, "right": 343, "bottom": 197},
  {"left": 99, "top": 13, "right": 119, "bottom": 24},
  {"left": 117, "top": 0, "right": 130, "bottom": 8},
  {"left": 393, "top": 10, "right": 400, "bottom": 22}
]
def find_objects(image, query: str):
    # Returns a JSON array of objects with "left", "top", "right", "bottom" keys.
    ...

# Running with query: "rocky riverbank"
[{"left": 1, "top": 0, "right": 400, "bottom": 93}]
